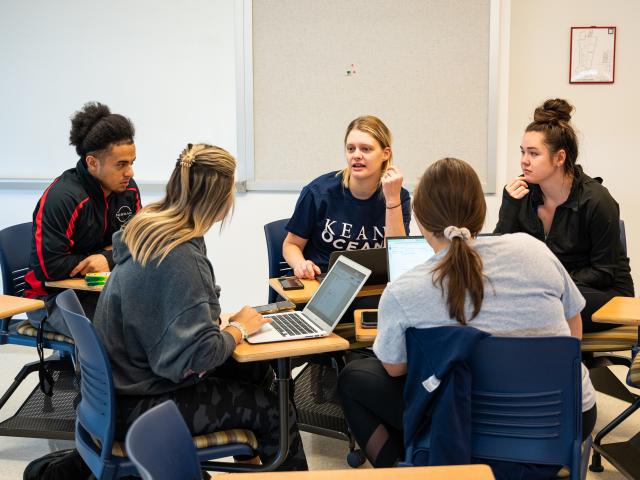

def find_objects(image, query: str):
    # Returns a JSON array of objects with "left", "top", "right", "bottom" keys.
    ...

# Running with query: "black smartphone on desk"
[
  {"left": 278, "top": 276, "right": 304, "bottom": 291},
  {"left": 254, "top": 300, "right": 296, "bottom": 314},
  {"left": 361, "top": 310, "right": 378, "bottom": 328}
]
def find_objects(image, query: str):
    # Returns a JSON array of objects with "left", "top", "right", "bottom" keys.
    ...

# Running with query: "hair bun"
[
  {"left": 533, "top": 98, "right": 573, "bottom": 124},
  {"left": 69, "top": 102, "right": 112, "bottom": 154}
]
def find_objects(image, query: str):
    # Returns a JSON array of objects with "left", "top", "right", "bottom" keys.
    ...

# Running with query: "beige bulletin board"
[{"left": 247, "top": 0, "right": 497, "bottom": 192}]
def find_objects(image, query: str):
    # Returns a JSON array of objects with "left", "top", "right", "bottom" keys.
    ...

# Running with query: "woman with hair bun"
[
  {"left": 495, "top": 98, "right": 634, "bottom": 332},
  {"left": 338, "top": 158, "right": 596, "bottom": 474}
]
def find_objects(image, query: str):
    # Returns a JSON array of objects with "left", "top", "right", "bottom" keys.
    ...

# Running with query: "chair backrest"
[
  {"left": 56, "top": 289, "right": 117, "bottom": 479},
  {"left": 264, "top": 218, "right": 292, "bottom": 302},
  {"left": 125, "top": 400, "right": 201, "bottom": 480},
  {"left": 0, "top": 222, "right": 33, "bottom": 296},
  {"left": 470, "top": 336, "right": 582, "bottom": 479}
]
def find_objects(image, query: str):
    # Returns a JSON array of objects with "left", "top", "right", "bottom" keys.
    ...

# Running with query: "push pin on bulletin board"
[{"left": 346, "top": 63, "right": 357, "bottom": 76}]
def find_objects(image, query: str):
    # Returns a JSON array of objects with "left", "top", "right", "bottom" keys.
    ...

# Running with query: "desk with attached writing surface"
[
  {"left": 226, "top": 464, "right": 495, "bottom": 480},
  {"left": 590, "top": 296, "right": 640, "bottom": 479},
  {"left": 45, "top": 278, "right": 104, "bottom": 292}
]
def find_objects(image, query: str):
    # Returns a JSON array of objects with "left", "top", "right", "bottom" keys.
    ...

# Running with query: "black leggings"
[
  {"left": 115, "top": 358, "right": 308, "bottom": 471},
  {"left": 579, "top": 285, "right": 628, "bottom": 333},
  {"left": 337, "top": 358, "right": 405, "bottom": 467},
  {"left": 338, "top": 357, "right": 596, "bottom": 468}
]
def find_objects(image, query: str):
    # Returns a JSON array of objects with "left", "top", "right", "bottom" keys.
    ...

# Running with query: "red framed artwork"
[{"left": 569, "top": 26, "right": 616, "bottom": 84}]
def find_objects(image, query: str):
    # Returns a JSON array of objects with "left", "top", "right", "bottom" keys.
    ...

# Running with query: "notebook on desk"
[
  {"left": 248, "top": 256, "right": 371, "bottom": 344},
  {"left": 386, "top": 236, "right": 435, "bottom": 283}
]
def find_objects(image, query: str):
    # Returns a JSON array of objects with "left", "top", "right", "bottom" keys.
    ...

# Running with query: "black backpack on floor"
[{"left": 23, "top": 449, "right": 94, "bottom": 480}]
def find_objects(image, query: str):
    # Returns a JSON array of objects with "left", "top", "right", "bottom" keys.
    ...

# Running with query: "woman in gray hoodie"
[{"left": 93, "top": 143, "right": 308, "bottom": 471}]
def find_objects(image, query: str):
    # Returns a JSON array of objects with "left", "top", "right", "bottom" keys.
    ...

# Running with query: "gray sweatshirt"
[{"left": 94, "top": 231, "right": 236, "bottom": 396}]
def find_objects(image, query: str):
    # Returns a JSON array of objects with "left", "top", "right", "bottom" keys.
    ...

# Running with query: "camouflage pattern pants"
[{"left": 115, "top": 358, "right": 308, "bottom": 471}]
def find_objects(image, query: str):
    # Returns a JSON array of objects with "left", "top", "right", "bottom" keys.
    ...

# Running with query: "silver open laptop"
[
  {"left": 248, "top": 256, "right": 371, "bottom": 344},
  {"left": 386, "top": 236, "right": 435, "bottom": 284}
]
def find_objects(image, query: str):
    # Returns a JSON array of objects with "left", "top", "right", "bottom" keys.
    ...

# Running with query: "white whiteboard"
[
  {"left": 247, "top": 0, "right": 497, "bottom": 192},
  {"left": 0, "top": 0, "right": 238, "bottom": 186}
]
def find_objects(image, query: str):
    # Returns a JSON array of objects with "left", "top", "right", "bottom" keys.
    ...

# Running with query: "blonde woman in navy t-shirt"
[{"left": 283, "top": 115, "right": 411, "bottom": 278}]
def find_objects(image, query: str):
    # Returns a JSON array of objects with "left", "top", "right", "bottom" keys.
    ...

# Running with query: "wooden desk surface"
[
  {"left": 0, "top": 295, "right": 45, "bottom": 318},
  {"left": 233, "top": 333, "right": 349, "bottom": 362},
  {"left": 269, "top": 278, "right": 385, "bottom": 304},
  {"left": 226, "top": 464, "right": 494, "bottom": 480},
  {"left": 354, "top": 308, "right": 378, "bottom": 342},
  {"left": 45, "top": 278, "right": 104, "bottom": 292},
  {"left": 592, "top": 296, "right": 640, "bottom": 325}
]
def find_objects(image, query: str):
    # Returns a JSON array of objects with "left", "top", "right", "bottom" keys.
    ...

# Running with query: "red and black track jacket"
[{"left": 24, "top": 160, "right": 141, "bottom": 299}]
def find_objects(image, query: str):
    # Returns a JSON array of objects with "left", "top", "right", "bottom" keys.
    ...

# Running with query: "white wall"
[
  {"left": 508, "top": 0, "right": 640, "bottom": 292},
  {"left": 0, "top": 0, "right": 637, "bottom": 312}
]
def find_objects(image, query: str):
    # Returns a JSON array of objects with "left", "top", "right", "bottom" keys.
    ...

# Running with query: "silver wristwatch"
[{"left": 229, "top": 321, "right": 249, "bottom": 342}]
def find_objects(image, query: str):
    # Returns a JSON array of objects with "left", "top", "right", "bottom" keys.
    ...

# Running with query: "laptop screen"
[
  {"left": 305, "top": 258, "right": 368, "bottom": 329},
  {"left": 327, "top": 247, "right": 388, "bottom": 285},
  {"left": 387, "top": 236, "right": 435, "bottom": 283}
]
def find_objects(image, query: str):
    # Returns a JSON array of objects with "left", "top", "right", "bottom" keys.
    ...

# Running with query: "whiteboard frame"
[{"left": 237, "top": 0, "right": 499, "bottom": 193}]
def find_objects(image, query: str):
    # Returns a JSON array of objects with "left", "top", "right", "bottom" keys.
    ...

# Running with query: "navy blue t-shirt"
[{"left": 286, "top": 171, "right": 411, "bottom": 271}]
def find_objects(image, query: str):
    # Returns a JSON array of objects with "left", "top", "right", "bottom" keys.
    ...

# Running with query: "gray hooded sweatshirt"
[{"left": 94, "top": 230, "right": 236, "bottom": 396}]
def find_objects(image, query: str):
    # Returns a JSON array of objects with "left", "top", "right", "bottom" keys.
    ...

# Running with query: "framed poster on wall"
[{"left": 570, "top": 26, "right": 616, "bottom": 84}]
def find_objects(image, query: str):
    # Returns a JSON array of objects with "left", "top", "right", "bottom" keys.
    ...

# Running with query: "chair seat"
[
  {"left": 16, "top": 321, "right": 74, "bottom": 344},
  {"left": 581, "top": 325, "right": 638, "bottom": 352},
  {"left": 109, "top": 428, "right": 258, "bottom": 457}
]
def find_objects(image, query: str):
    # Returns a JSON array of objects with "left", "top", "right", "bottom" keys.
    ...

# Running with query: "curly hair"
[{"left": 69, "top": 102, "right": 135, "bottom": 158}]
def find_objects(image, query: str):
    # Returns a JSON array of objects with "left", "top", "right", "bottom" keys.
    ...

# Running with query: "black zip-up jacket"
[
  {"left": 494, "top": 166, "right": 633, "bottom": 295},
  {"left": 24, "top": 160, "right": 141, "bottom": 299}
]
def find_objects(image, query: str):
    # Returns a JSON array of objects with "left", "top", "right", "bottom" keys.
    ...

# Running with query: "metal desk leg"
[
  {"left": 590, "top": 397, "right": 640, "bottom": 477},
  {"left": 202, "top": 357, "right": 291, "bottom": 472},
  {"left": 273, "top": 357, "right": 291, "bottom": 465}
]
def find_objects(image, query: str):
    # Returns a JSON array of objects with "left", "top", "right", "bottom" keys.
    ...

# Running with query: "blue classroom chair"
[
  {"left": 0, "top": 222, "right": 75, "bottom": 419},
  {"left": 264, "top": 218, "right": 293, "bottom": 303},
  {"left": 56, "top": 289, "right": 257, "bottom": 479},
  {"left": 125, "top": 400, "right": 202, "bottom": 480},
  {"left": 405, "top": 335, "right": 589, "bottom": 480}
]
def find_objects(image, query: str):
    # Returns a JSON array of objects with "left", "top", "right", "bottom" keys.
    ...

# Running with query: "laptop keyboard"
[{"left": 270, "top": 313, "right": 320, "bottom": 337}]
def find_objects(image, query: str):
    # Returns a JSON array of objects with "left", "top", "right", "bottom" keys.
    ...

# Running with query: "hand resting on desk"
[
  {"left": 70, "top": 253, "right": 110, "bottom": 277},
  {"left": 293, "top": 259, "right": 321, "bottom": 280}
]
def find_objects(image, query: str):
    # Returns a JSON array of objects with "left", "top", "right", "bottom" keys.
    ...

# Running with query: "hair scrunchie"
[{"left": 443, "top": 226, "right": 471, "bottom": 241}]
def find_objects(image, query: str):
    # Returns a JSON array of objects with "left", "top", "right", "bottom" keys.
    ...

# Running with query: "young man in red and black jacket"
[{"left": 24, "top": 102, "right": 141, "bottom": 336}]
